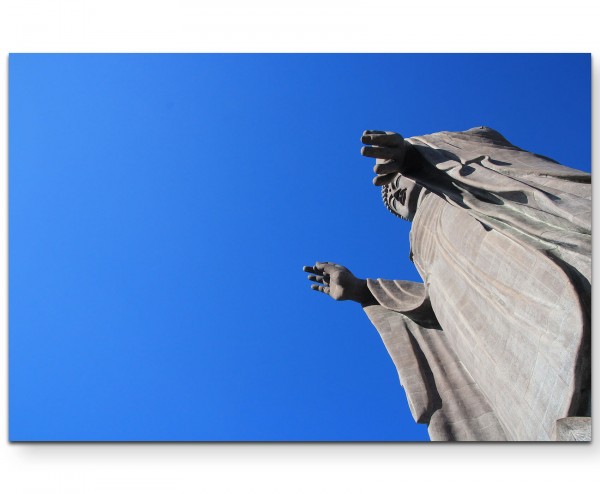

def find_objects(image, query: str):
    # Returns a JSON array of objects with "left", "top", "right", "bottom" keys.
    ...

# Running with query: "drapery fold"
[{"left": 362, "top": 127, "right": 590, "bottom": 441}]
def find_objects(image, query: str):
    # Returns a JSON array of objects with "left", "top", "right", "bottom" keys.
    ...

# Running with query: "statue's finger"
[
  {"left": 361, "top": 146, "right": 401, "bottom": 160},
  {"left": 373, "top": 174, "right": 396, "bottom": 186},
  {"left": 303, "top": 265, "right": 323, "bottom": 275},
  {"left": 314, "top": 261, "right": 331, "bottom": 270},
  {"left": 311, "top": 284, "right": 330, "bottom": 295},
  {"left": 362, "top": 133, "right": 404, "bottom": 147},
  {"left": 308, "top": 274, "right": 326, "bottom": 284},
  {"left": 316, "top": 261, "right": 338, "bottom": 275},
  {"left": 362, "top": 130, "right": 387, "bottom": 136},
  {"left": 374, "top": 160, "right": 403, "bottom": 175}
]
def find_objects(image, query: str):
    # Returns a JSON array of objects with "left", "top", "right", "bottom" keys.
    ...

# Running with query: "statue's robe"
[{"left": 364, "top": 127, "right": 591, "bottom": 441}]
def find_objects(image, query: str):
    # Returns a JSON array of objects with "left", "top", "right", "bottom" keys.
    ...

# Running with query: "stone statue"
[{"left": 304, "top": 127, "right": 591, "bottom": 441}]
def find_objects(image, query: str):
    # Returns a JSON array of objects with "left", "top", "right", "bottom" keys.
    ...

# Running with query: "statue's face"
[{"left": 381, "top": 173, "right": 422, "bottom": 221}]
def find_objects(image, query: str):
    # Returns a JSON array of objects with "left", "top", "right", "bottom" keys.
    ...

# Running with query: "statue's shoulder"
[
  {"left": 462, "top": 126, "right": 514, "bottom": 144},
  {"left": 424, "top": 126, "right": 520, "bottom": 150},
  {"left": 408, "top": 126, "right": 590, "bottom": 190}
]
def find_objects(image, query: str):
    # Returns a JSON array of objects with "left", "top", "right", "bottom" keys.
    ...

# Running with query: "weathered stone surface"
[
  {"left": 552, "top": 417, "right": 592, "bottom": 441},
  {"left": 304, "top": 127, "right": 591, "bottom": 441}
]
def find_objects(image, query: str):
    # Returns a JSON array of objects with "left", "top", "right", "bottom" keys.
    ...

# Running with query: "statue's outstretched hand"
[
  {"left": 361, "top": 130, "right": 408, "bottom": 186},
  {"left": 303, "top": 262, "right": 375, "bottom": 305}
]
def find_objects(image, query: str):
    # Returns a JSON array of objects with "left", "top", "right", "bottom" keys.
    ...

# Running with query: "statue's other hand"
[
  {"left": 361, "top": 130, "right": 405, "bottom": 159},
  {"left": 361, "top": 130, "right": 408, "bottom": 186},
  {"left": 303, "top": 262, "right": 369, "bottom": 303}
]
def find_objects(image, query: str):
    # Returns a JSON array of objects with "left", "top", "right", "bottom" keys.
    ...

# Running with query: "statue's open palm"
[{"left": 303, "top": 262, "right": 367, "bottom": 302}]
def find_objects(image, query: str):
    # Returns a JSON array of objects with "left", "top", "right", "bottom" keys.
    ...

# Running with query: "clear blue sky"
[{"left": 9, "top": 54, "right": 591, "bottom": 441}]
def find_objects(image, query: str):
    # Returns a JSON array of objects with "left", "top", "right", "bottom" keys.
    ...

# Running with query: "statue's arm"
[
  {"left": 302, "top": 262, "right": 434, "bottom": 319},
  {"left": 361, "top": 130, "right": 452, "bottom": 191},
  {"left": 303, "top": 262, "right": 450, "bottom": 432}
]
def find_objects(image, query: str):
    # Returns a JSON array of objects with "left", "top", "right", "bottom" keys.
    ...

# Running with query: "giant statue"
[{"left": 304, "top": 127, "right": 591, "bottom": 441}]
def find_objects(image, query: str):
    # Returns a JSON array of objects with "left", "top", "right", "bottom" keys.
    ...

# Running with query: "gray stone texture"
[
  {"left": 552, "top": 417, "right": 591, "bottom": 441},
  {"left": 305, "top": 127, "right": 591, "bottom": 441}
]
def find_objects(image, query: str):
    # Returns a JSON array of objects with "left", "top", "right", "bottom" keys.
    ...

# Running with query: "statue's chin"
[{"left": 391, "top": 209, "right": 413, "bottom": 221}]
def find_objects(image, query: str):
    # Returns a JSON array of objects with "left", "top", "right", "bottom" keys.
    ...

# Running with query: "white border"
[{"left": 1, "top": 2, "right": 598, "bottom": 493}]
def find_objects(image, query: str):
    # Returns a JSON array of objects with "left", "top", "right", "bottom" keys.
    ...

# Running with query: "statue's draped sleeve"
[{"left": 363, "top": 279, "right": 508, "bottom": 441}]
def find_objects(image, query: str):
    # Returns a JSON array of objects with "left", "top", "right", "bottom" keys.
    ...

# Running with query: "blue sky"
[{"left": 9, "top": 54, "right": 590, "bottom": 441}]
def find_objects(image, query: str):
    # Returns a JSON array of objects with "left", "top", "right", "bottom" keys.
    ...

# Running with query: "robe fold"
[{"left": 364, "top": 127, "right": 591, "bottom": 441}]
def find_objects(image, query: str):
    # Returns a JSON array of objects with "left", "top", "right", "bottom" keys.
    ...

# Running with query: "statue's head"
[{"left": 380, "top": 173, "right": 422, "bottom": 222}]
